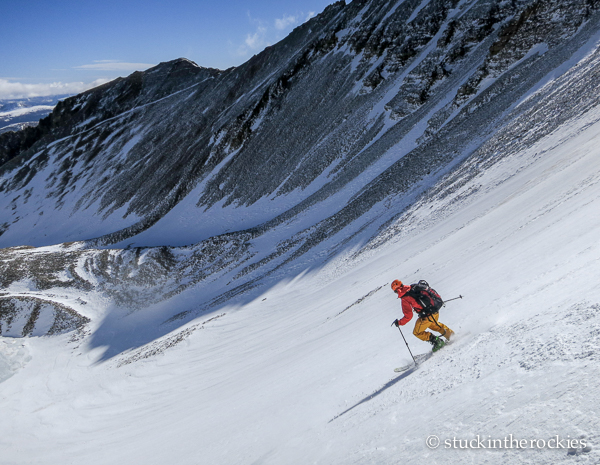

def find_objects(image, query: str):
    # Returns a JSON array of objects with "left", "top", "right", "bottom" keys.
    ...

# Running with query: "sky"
[{"left": 0, "top": 0, "right": 337, "bottom": 100}]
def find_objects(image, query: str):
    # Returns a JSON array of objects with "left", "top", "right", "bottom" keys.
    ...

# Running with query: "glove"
[{"left": 391, "top": 319, "right": 400, "bottom": 327}]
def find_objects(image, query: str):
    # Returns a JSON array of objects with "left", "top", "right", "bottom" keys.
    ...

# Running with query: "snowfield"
[{"left": 1, "top": 84, "right": 599, "bottom": 464}]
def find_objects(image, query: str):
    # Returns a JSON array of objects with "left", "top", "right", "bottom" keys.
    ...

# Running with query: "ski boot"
[
  {"left": 443, "top": 328, "right": 454, "bottom": 342},
  {"left": 429, "top": 334, "right": 445, "bottom": 352}
]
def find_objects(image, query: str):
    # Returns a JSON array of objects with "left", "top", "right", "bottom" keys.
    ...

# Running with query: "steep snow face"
[
  {"left": 0, "top": 78, "right": 599, "bottom": 464},
  {"left": 1, "top": 0, "right": 600, "bottom": 250}
]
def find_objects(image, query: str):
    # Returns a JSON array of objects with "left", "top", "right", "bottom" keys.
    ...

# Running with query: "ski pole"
[
  {"left": 443, "top": 295, "right": 463, "bottom": 305},
  {"left": 393, "top": 323, "right": 416, "bottom": 364}
]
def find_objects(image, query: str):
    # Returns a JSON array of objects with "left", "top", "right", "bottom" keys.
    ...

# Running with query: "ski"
[
  {"left": 393, "top": 336, "right": 457, "bottom": 372},
  {"left": 394, "top": 352, "right": 432, "bottom": 372}
]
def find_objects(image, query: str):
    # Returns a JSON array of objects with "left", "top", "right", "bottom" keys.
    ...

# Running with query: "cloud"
[
  {"left": 0, "top": 78, "right": 110, "bottom": 100},
  {"left": 74, "top": 61, "right": 155, "bottom": 72},
  {"left": 245, "top": 26, "right": 269, "bottom": 51},
  {"left": 275, "top": 14, "right": 299, "bottom": 31},
  {"left": 233, "top": 9, "right": 320, "bottom": 61},
  {"left": 0, "top": 61, "right": 157, "bottom": 99}
]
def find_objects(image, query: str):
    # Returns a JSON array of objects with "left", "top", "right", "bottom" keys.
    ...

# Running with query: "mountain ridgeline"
[
  {"left": 1, "top": 0, "right": 600, "bottom": 334},
  {"left": 2, "top": 0, "right": 600, "bottom": 246}
]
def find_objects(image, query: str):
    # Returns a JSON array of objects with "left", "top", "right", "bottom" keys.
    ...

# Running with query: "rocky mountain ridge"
[{"left": 1, "top": 0, "right": 600, "bottom": 337}]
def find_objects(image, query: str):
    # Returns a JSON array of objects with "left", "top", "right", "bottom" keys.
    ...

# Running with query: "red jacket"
[{"left": 396, "top": 284, "right": 423, "bottom": 325}]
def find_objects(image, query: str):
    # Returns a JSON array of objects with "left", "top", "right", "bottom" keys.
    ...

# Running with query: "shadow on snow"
[{"left": 329, "top": 366, "right": 419, "bottom": 423}]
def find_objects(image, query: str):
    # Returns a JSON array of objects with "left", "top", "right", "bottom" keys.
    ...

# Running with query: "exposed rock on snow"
[
  {"left": 1, "top": 0, "right": 599, "bottom": 252},
  {"left": 0, "top": 296, "right": 89, "bottom": 337}
]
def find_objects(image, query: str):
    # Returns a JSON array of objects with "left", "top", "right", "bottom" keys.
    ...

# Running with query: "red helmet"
[{"left": 391, "top": 280, "right": 403, "bottom": 292}]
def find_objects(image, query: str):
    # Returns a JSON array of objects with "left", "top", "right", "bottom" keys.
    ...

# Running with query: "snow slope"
[{"left": 1, "top": 77, "right": 599, "bottom": 464}]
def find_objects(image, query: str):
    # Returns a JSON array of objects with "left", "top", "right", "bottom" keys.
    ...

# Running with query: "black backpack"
[{"left": 406, "top": 280, "right": 444, "bottom": 317}]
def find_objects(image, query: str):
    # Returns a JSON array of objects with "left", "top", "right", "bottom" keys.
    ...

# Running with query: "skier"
[{"left": 391, "top": 279, "right": 454, "bottom": 352}]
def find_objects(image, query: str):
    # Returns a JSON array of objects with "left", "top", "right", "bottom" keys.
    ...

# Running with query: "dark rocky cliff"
[
  {"left": 0, "top": 0, "right": 600, "bottom": 304},
  {"left": 1, "top": 0, "right": 600, "bottom": 336}
]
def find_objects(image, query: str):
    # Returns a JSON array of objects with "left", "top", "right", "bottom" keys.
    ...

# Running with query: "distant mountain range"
[{"left": 0, "top": 95, "right": 69, "bottom": 134}]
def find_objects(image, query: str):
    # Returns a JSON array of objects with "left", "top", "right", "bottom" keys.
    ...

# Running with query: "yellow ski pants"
[{"left": 413, "top": 313, "right": 451, "bottom": 342}]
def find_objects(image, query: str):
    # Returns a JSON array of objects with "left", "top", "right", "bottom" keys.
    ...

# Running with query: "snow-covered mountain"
[
  {"left": 1, "top": 0, "right": 600, "bottom": 463},
  {"left": 2, "top": 0, "right": 599, "bottom": 250}
]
